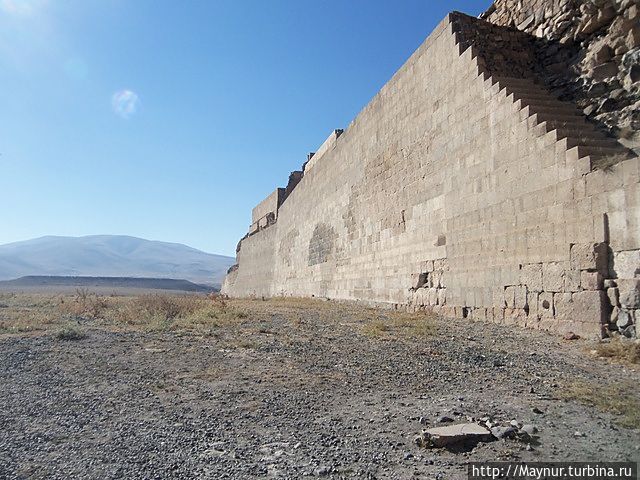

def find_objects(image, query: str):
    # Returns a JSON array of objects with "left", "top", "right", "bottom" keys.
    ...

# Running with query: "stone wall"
[
  {"left": 482, "top": 0, "right": 640, "bottom": 152},
  {"left": 223, "top": 11, "right": 640, "bottom": 339}
]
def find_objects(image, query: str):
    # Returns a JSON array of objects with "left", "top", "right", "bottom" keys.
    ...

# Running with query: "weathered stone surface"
[
  {"left": 555, "top": 291, "right": 608, "bottom": 328},
  {"left": 538, "top": 292, "right": 554, "bottom": 319},
  {"left": 581, "top": 271, "right": 604, "bottom": 291},
  {"left": 542, "top": 263, "right": 564, "bottom": 292},
  {"left": 612, "top": 250, "right": 640, "bottom": 278},
  {"left": 521, "top": 264, "right": 543, "bottom": 292},
  {"left": 416, "top": 423, "right": 491, "bottom": 448},
  {"left": 607, "top": 287, "right": 620, "bottom": 307},
  {"left": 618, "top": 279, "right": 640, "bottom": 309},
  {"left": 616, "top": 309, "right": 633, "bottom": 329}
]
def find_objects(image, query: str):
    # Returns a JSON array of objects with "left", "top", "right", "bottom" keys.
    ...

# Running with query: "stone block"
[
  {"left": 539, "top": 292, "right": 554, "bottom": 318},
  {"left": 437, "top": 288, "right": 447, "bottom": 306},
  {"left": 492, "top": 287, "right": 505, "bottom": 307},
  {"left": 434, "top": 258, "right": 447, "bottom": 271},
  {"left": 618, "top": 279, "right": 640, "bottom": 309},
  {"left": 580, "top": 271, "right": 604, "bottom": 291},
  {"left": 542, "top": 262, "right": 564, "bottom": 292},
  {"left": 612, "top": 250, "right": 640, "bottom": 279},
  {"left": 570, "top": 242, "right": 609, "bottom": 274},
  {"left": 473, "top": 308, "right": 487, "bottom": 321},
  {"left": 527, "top": 291, "right": 539, "bottom": 318},
  {"left": 564, "top": 269, "right": 581, "bottom": 292},
  {"left": 514, "top": 285, "right": 527, "bottom": 309},
  {"left": 616, "top": 308, "right": 633, "bottom": 330},
  {"left": 431, "top": 271, "right": 443, "bottom": 288},
  {"left": 555, "top": 291, "right": 608, "bottom": 326},
  {"left": 520, "top": 263, "right": 543, "bottom": 292},
  {"left": 504, "top": 286, "right": 515, "bottom": 309},
  {"left": 428, "top": 288, "right": 439, "bottom": 306},
  {"left": 607, "top": 287, "right": 620, "bottom": 307}
]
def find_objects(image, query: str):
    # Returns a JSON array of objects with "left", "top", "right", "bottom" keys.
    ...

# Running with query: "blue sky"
[{"left": 0, "top": 0, "right": 490, "bottom": 256}]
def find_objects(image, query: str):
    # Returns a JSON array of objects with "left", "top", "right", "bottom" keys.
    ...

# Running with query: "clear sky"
[{"left": 0, "top": 0, "right": 490, "bottom": 256}]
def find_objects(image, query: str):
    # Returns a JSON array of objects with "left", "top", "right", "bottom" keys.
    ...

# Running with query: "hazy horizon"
[{"left": 0, "top": 234, "right": 235, "bottom": 284}]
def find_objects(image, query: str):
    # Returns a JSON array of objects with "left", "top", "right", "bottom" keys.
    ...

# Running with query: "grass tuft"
[{"left": 56, "top": 325, "right": 86, "bottom": 341}]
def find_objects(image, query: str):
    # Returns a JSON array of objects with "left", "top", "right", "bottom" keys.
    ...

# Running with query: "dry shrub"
[
  {"left": 109, "top": 294, "right": 248, "bottom": 333},
  {"left": 56, "top": 325, "right": 86, "bottom": 341},
  {"left": 60, "top": 288, "right": 109, "bottom": 320},
  {"left": 594, "top": 338, "right": 640, "bottom": 364}
]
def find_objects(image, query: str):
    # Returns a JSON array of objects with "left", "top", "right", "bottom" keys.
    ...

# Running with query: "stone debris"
[
  {"left": 416, "top": 418, "right": 539, "bottom": 449},
  {"left": 490, "top": 426, "right": 517, "bottom": 439},
  {"left": 563, "top": 331, "right": 581, "bottom": 340},
  {"left": 415, "top": 423, "right": 492, "bottom": 448}
]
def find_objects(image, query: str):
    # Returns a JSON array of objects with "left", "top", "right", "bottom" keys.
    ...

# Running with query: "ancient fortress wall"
[{"left": 224, "top": 9, "right": 640, "bottom": 339}]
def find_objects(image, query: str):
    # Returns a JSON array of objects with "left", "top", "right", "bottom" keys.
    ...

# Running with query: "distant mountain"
[
  {"left": 0, "top": 235, "right": 235, "bottom": 286},
  {"left": 0, "top": 276, "right": 214, "bottom": 293}
]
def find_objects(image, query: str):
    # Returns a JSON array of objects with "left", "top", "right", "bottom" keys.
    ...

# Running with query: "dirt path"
[{"left": 0, "top": 297, "right": 638, "bottom": 479}]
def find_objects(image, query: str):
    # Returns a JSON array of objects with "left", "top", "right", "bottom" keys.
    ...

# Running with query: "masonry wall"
[{"left": 223, "top": 13, "right": 640, "bottom": 339}]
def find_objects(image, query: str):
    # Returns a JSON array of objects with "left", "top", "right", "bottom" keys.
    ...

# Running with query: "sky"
[{"left": 0, "top": 0, "right": 491, "bottom": 256}]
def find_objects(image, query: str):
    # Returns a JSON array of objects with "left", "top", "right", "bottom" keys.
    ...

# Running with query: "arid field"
[{"left": 0, "top": 291, "right": 639, "bottom": 479}]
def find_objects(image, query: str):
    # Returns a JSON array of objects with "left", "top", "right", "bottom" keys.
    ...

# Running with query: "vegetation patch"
[
  {"left": 361, "top": 311, "right": 435, "bottom": 339},
  {"left": 56, "top": 325, "right": 86, "bottom": 341},
  {"left": 594, "top": 338, "right": 640, "bottom": 365},
  {"left": 561, "top": 380, "right": 640, "bottom": 430}
]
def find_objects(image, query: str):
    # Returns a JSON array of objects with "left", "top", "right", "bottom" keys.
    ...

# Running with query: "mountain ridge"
[{"left": 0, "top": 235, "right": 234, "bottom": 286}]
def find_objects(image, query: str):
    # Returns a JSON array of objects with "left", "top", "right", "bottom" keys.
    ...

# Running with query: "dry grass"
[
  {"left": 561, "top": 380, "right": 640, "bottom": 430},
  {"left": 0, "top": 293, "right": 438, "bottom": 340},
  {"left": 0, "top": 292, "right": 250, "bottom": 336},
  {"left": 361, "top": 310, "right": 435, "bottom": 339},
  {"left": 593, "top": 338, "right": 640, "bottom": 365}
]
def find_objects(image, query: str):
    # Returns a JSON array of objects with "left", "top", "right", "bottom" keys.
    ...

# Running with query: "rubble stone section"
[
  {"left": 482, "top": 0, "right": 640, "bottom": 153},
  {"left": 223, "top": 10, "right": 640, "bottom": 340}
]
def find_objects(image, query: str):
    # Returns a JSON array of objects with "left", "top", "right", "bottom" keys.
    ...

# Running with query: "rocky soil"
[{"left": 0, "top": 297, "right": 639, "bottom": 479}]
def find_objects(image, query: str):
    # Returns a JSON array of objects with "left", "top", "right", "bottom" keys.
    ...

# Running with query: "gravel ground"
[{"left": 0, "top": 298, "right": 638, "bottom": 479}]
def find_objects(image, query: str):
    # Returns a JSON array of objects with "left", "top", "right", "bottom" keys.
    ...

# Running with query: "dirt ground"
[{"left": 0, "top": 293, "right": 638, "bottom": 479}]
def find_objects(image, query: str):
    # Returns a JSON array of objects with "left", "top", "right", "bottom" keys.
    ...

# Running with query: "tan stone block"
[
  {"left": 555, "top": 291, "right": 607, "bottom": 326},
  {"left": 423, "top": 260, "right": 435, "bottom": 272},
  {"left": 538, "top": 292, "right": 554, "bottom": 318},
  {"left": 514, "top": 285, "right": 527, "bottom": 309},
  {"left": 612, "top": 250, "right": 640, "bottom": 279},
  {"left": 504, "top": 286, "right": 515, "bottom": 309},
  {"left": 428, "top": 288, "right": 438, "bottom": 305},
  {"left": 520, "top": 263, "right": 543, "bottom": 292},
  {"left": 580, "top": 271, "right": 604, "bottom": 291},
  {"left": 564, "top": 269, "right": 581, "bottom": 292},
  {"left": 618, "top": 279, "right": 640, "bottom": 309},
  {"left": 527, "top": 291, "right": 539, "bottom": 318},
  {"left": 473, "top": 308, "right": 487, "bottom": 321},
  {"left": 542, "top": 262, "right": 564, "bottom": 292},
  {"left": 570, "top": 242, "right": 609, "bottom": 274},
  {"left": 607, "top": 287, "right": 619, "bottom": 307}
]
